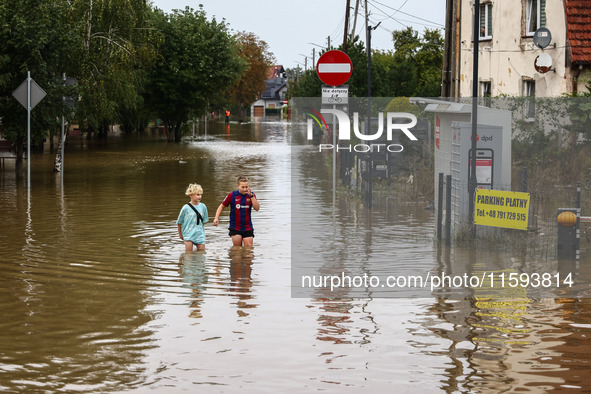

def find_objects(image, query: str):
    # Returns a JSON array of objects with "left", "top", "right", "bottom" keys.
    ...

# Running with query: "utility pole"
[
  {"left": 350, "top": 0, "right": 360, "bottom": 43},
  {"left": 365, "top": 0, "right": 369, "bottom": 55},
  {"left": 365, "top": 0, "right": 381, "bottom": 209},
  {"left": 367, "top": 23, "right": 381, "bottom": 98},
  {"left": 300, "top": 54, "right": 308, "bottom": 70},
  {"left": 343, "top": 0, "right": 351, "bottom": 52},
  {"left": 327, "top": 35, "right": 331, "bottom": 49},
  {"left": 441, "top": 0, "right": 453, "bottom": 98}
]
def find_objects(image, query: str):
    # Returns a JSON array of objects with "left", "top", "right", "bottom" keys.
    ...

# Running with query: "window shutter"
[{"left": 540, "top": 0, "right": 546, "bottom": 27}]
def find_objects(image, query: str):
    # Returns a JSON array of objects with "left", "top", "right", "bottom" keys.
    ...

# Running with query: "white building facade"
[{"left": 443, "top": 0, "right": 591, "bottom": 99}]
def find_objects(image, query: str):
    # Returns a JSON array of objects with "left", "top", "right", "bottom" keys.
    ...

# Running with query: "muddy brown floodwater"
[{"left": 1, "top": 120, "right": 590, "bottom": 392}]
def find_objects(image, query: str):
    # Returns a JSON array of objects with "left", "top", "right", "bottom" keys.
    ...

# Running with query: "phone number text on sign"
[{"left": 474, "top": 189, "right": 530, "bottom": 230}]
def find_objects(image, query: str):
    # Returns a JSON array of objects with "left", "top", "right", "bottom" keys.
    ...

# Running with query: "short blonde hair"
[
  {"left": 185, "top": 183, "right": 203, "bottom": 196},
  {"left": 236, "top": 175, "right": 249, "bottom": 184}
]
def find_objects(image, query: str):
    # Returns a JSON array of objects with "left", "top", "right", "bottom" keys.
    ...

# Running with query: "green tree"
[
  {"left": 229, "top": 32, "right": 275, "bottom": 122},
  {"left": 144, "top": 7, "right": 244, "bottom": 142},
  {"left": 372, "top": 27, "right": 443, "bottom": 97},
  {"left": 414, "top": 29, "right": 444, "bottom": 97},
  {"left": 288, "top": 68, "right": 321, "bottom": 98},
  {"left": 0, "top": 0, "right": 79, "bottom": 167},
  {"left": 69, "top": 0, "right": 157, "bottom": 138},
  {"left": 345, "top": 36, "right": 371, "bottom": 97}
]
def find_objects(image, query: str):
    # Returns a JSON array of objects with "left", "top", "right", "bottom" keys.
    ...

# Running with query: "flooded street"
[{"left": 1, "top": 120, "right": 591, "bottom": 392}]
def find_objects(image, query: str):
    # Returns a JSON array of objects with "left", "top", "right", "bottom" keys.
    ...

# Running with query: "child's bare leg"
[
  {"left": 231, "top": 235, "right": 243, "bottom": 246},
  {"left": 196, "top": 243, "right": 205, "bottom": 251},
  {"left": 184, "top": 241, "right": 194, "bottom": 253},
  {"left": 242, "top": 237, "right": 254, "bottom": 247}
]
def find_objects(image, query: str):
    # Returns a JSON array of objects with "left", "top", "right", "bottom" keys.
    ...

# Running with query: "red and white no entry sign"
[{"left": 316, "top": 50, "right": 353, "bottom": 87}]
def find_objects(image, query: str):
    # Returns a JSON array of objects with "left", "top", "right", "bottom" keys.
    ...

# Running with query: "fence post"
[
  {"left": 445, "top": 175, "right": 452, "bottom": 246},
  {"left": 557, "top": 208, "right": 579, "bottom": 260},
  {"left": 437, "top": 173, "right": 443, "bottom": 241},
  {"left": 576, "top": 182, "right": 581, "bottom": 259}
]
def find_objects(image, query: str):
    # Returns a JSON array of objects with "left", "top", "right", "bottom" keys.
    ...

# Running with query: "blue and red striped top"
[{"left": 222, "top": 190, "right": 256, "bottom": 231}]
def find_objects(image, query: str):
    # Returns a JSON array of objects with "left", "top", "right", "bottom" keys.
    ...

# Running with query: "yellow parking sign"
[{"left": 474, "top": 189, "right": 530, "bottom": 230}]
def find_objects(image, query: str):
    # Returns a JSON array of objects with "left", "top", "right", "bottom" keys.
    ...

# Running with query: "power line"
[
  {"left": 329, "top": 14, "right": 345, "bottom": 48},
  {"left": 368, "top": 0, "right": 445, "bottom": 28},
  {"left": 370, "top": 0, "right": 409, "bottom": 29},
  {"left": 366, "top": 0, "right": 446, "bottom": 40},
  {"left": 370, "top": 10, "right": 408, "bottom": 29},
  {"left": 366, "top": 15, "right": 444, "bottom": 50}
]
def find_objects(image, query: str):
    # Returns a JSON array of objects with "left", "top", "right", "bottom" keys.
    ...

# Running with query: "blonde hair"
[
  {"left": 236, "top": 175, "right": 249, "bottom": 184},
  {"left": 185, "top": 183, "right": 203, "bottom": 196}
]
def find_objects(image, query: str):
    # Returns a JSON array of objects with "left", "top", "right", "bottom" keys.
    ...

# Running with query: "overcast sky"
[{"left": 150, "top": 0, "right": 447, "bottom": 70}]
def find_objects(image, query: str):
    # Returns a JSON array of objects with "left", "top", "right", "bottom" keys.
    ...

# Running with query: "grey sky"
[{"left": 151, "top": 0, "right": 446, "bottom": 70}]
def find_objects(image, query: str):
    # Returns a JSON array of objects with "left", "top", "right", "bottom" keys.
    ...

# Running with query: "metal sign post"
[
  {"left": 12, "top": 71, "right": 47, "bottom": 188},
  {"left": 61, "top": 73, "right": 66, "bottom": 180},
  {"left": 27, "top": 73, "right": 30, "bottom": 188},
  {"left": 316, "top": 50, "right": 353, "bottom": 210}
]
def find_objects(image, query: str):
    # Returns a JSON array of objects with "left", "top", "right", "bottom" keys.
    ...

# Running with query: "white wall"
[{"left": 459, "top": 0, "right": 570, "bottom": 97}]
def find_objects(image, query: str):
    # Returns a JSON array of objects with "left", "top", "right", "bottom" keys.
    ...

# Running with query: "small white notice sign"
[{"left": 321, "top": 85, "right": 348, "bottom": 104}]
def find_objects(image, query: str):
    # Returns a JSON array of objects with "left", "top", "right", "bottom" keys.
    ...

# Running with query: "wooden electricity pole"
[
  {"left": 343, "top": 0, "right": 351, "bottom": 52},
  {"left": 350, "top": 0, "right": 360, "bottom": 43}
]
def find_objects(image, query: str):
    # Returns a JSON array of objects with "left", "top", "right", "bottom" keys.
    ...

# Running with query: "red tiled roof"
[
  {"left": 565, "top": 0, "right": 591, "bottom": 64},
  {"left": 268, "top": 65, "right": 284, "bottom": 79}
]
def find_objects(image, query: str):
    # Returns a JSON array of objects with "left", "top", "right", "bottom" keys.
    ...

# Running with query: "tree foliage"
[
  {"left": 143, "top": 7, "right": 244, "bottom": 142},
  {"left": 69, "top": 0, "right": 157, "bottom": 138},
  {"left": 0, "top": 0, "right": 79, "bottom": 164},
  {"left": 0, "top": 0, "right": 264, "bottom": 158},
  {"left": 372, "top": 27, "right": 443, "bottom": 97},
  {"left": 288, "top": 68, "right": 321, "bottom": 98},
  {"left": 229, "top": 32, "right": 275, "bottom": 122}
]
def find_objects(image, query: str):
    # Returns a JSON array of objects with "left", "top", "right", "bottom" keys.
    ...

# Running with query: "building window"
[
  {"left": 480, "top": 3, "right": 492, "bottom": 40},
  {"left": 525, "top": 0, "right": 545, "bottom": 36},
  {"left": 480, "top": 81, "right": 491, "bottom": 107},
  {"left": 524, "top": 80, "right": 535, "bottom": 120}
]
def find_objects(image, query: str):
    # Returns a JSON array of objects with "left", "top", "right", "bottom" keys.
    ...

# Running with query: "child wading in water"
[
  {"left": 177, "top": 183, "right": 209, "bottom": 252},
  {"left": 213, "top": 176, "right": 260, "bottom": 246}
]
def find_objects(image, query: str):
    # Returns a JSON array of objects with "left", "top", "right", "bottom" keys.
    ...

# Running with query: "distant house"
[
  {"left": 441, "top": 0, "right": 591, "bottom": 98},
  {"left": 251, "top": 65, "right": 288, "bottom": 118}
]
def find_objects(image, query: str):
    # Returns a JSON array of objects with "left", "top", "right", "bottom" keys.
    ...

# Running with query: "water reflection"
[
  {"left": 419, "top": 294, "right": 591, "bottom": 392},
  {"left": 178, "top": 252, "right": 208, "bottom": 319},
  {"left": 1, "top": 120, "right": 590, "bottom": 392},
  {"left": 413, "top": 245, "right": 591, "bottom": 392},
  {"left": 289, "top": 119, "right": 591, "bottom": 391},
  {"left": 228, "top": 246, "right": 256, "bottom": 316}
]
